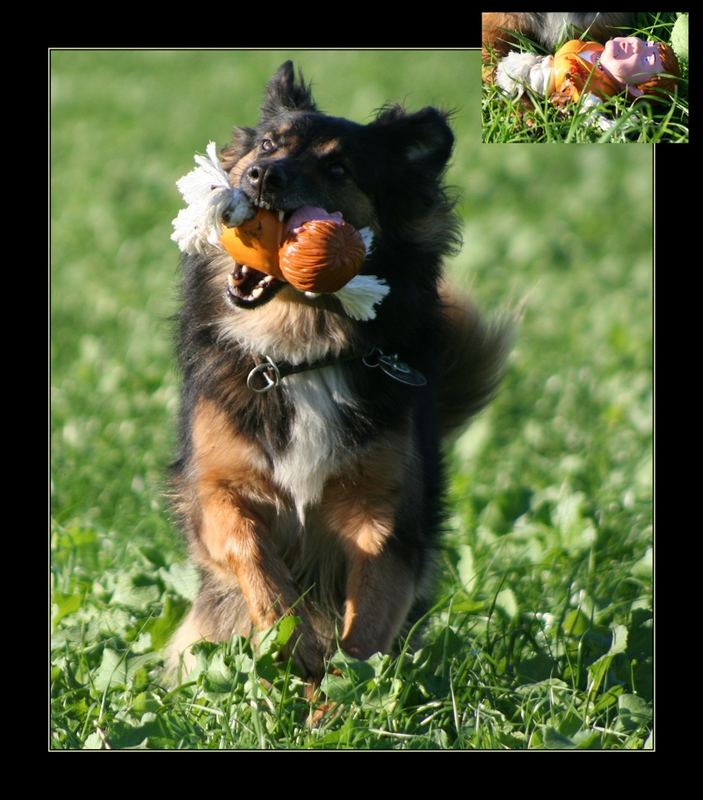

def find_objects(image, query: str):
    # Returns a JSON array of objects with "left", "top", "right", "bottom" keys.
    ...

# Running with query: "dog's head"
[{"left": 218, "top": 61, "right": 458, "bottom": 314}]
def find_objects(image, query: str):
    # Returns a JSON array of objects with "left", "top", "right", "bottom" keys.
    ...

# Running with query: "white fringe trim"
[
  {"left": 171, "top": 141, "right": 251, "bottom": 255},
  {"left": 496, "top": 52, "right": 553, "bottom": 99}
]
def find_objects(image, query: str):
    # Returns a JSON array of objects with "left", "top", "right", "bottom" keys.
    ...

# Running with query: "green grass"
[
  {"left": 483, "top": 12, "right": 688, "bottom": 143},
  {"left": 51, "top": 50, "right": 652, "bottom": 749}
]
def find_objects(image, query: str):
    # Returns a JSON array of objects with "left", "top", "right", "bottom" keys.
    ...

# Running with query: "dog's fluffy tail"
[{"left": 439, "top": 286, "right": 515, "bottom": 436}]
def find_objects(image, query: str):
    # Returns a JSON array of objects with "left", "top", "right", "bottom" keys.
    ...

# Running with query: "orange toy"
[
  {"left": 220, "top": 209, "right": 285, "bottom": 277},
  {"left": 220, "top": 208, "right": 366, "bottom": 294}
]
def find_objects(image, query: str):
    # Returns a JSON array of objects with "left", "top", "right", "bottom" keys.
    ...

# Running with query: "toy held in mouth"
[
  {"left": 171, "top": 142, "right": 387, "bottom": 320},
  {"left": 220, "top": 207, "right": 366, "bottom": 294}
]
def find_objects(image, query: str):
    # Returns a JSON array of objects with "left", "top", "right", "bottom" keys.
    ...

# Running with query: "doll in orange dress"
[{"left": 496, "top": 36, "right": 680, "bottom": 107}]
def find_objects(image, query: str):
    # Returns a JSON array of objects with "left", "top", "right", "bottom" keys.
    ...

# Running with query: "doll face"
[{"left": 601, "top": 37, "right": 663, "bottom": 85}]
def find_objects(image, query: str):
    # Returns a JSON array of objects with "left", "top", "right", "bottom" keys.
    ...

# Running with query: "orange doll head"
[{"left": 600, "top": 38, "right": 680, "bottom": 99}]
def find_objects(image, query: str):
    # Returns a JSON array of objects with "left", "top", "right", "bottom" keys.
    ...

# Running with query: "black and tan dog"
[{"left": 167, "top": 61, "right": 512, "bottom": 679}]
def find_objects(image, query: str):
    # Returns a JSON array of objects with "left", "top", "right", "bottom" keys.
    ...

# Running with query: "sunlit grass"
[{"left": 482, "top": 12, "right": 688, "bottom": 143}]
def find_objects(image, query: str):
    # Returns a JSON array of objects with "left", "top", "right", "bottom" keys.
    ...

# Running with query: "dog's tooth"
[
  {"left": 241, "top": 265, "right": 249, "bottom": 276},
  {"left": 251, "top": 286, "right": 264, "bottom": 299},
  {"left": 278, "top": 210, "right": 285, "bottom": 222}
]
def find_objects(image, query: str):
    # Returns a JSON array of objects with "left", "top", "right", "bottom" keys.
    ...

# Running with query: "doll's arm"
[{"left": 580, "top": 93, "right": 644, "bottom": 134}]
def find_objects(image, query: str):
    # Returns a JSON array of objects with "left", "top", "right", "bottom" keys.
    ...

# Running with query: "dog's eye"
[
  {"left": 260, "top": 139, "right": 276, "bottom": 152},
  {"left": 328, "top": 162, "right": 347, "bottom": 179}
]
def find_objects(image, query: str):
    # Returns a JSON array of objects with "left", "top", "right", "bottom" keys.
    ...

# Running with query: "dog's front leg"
[
  {"left": 340, "top": 532, "right": 416, "bottom": 660},
  {"left": 187, "top": 399, "right": 325, "bottom": 677},
  {"left": 323, "top": 427, "right": 420, "bottom": 660},
  {"left": 197, "top": 482, "right": 325, "bottom": 677}
]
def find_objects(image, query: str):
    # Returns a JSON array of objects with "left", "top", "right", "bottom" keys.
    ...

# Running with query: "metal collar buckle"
[{"left": 247, "top": 357, "right": 281, "bottom": 394}]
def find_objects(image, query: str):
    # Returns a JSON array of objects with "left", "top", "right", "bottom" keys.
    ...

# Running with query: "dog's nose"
[{"left": 246, "top": 162, "right": 288, "bottom": 193}]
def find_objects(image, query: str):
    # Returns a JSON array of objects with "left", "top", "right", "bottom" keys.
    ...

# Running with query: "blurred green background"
[{"left": 51, "top": 49, "right": 652, "bottom": 749}]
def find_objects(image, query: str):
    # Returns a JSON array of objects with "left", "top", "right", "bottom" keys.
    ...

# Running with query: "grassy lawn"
[
  {"left": 483, "top": 12, "right": 688, "bottom": 143},
  {"left": 51, "top": 50, "right": 653, "bottom": 749}
]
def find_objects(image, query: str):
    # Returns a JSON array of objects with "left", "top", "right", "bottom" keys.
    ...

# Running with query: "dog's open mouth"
[{"left": 226, "top": 263, "right": 284, "bottom": 308}]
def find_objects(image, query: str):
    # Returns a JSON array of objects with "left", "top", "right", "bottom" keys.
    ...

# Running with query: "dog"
[
  {"left": 166, "top": 61, "right": 512, "bottom": 680},
  {"left": 482, "top": 12, "right": 636, "bottom": 61}
]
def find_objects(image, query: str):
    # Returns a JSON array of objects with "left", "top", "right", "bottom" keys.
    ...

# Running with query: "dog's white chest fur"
[{"left": 274, "top": 367, "right": 353, "bottom": 520}]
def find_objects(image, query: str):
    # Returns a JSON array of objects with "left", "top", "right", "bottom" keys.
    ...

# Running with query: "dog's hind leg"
[{"left": 164, "top": 572, "right": 250, "bottom": 679}]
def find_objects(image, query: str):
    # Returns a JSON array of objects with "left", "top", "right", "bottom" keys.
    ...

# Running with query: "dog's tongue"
[{"left": 284, "top": 206, "right": 343, "bottom": 237}]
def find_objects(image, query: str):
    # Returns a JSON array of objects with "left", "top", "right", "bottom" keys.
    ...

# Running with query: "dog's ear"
[
  {"left": 260, "top": 61, "right": 318, "bottom": 120},
  {"left": 369, "top": 105, "right": 454, "bottom": 176}
]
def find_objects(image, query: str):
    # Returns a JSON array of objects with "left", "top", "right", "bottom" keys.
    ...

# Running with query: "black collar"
[{"left": 246, "top": 348, "right": 427, "bottom": 393}]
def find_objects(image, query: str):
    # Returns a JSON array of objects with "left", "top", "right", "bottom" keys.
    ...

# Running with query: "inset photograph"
[{"left": 482, "top": 11, "right": 688, "bottom": 143}]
